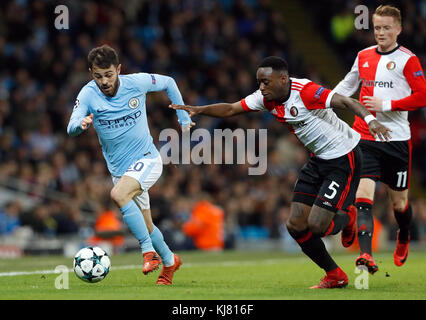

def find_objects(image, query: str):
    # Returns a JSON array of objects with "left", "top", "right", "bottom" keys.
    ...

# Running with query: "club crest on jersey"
[
  {"left": 386, "top": 61, "right": 396, "bottom": 70},
  {"left": 128, "top": 97, "right": 140, "bottom": 109},
  {"left": 290, "top": 106, "right": 298, "bottom": 117}
]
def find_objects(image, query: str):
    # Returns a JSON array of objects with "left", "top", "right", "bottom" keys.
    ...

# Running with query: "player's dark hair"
[
  {"left": 88, "top": 45, "right": 119, "bottom": 69},
  {"left": 259, "top": 56, "right": 289, "bottom": 74}
]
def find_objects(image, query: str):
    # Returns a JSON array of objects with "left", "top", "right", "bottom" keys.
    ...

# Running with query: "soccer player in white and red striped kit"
[
  {"left": 171, "top": 56, "right": 392, "bottom": 288},
  {"left": 334, "top": 5, "right": 426, "bottom": 273}
]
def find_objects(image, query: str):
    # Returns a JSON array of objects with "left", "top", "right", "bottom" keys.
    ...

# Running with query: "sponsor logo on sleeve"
[
  {"left": 314, "top": 87, "right": 325, "bottom": 99},
  {"left": 413, "top": 70, "right": 424, "bottom": 77}
]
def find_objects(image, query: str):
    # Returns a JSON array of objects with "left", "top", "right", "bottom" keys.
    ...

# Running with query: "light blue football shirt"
[{"left": 67, "top": 73, "right": 191, "bottom": 177}]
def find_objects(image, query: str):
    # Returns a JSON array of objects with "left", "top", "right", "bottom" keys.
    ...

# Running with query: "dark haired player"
[
  {"left": 171, "top": 56, "right": 392, "bottom": 288},
  {"left": 67, "top": 45, "right": 195, "bottom": 285},
  {"left": 334, "top": 5, "right": 426, "bottom": 273}
]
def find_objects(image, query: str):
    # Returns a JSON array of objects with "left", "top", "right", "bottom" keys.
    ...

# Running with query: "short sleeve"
[
  {"left": 241, "top": 90, "right": 265, "bottom": 112},
  {"left": 300, "top": 82, "right": 335, "bottom": 110}
]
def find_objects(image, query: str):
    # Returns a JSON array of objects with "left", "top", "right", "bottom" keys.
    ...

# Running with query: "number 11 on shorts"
[{"left": 396, "top": 171, "right": 407, "bottom": 188}]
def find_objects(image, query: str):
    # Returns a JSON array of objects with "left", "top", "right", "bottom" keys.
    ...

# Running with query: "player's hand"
[
  {"left": 81, "top": 113, "right": 94, "bottom": 130},
  {"left": 169, "top": 104, "right": 201, "bottom": 117},
  {"left": 363, "top": 96, "right": 383, "bottom": 112},
  {"left": 181, "top": 122, "right": 196, "bottom": 132},
  {"left": 368, "top": 120, "right": 392, "bottom": 142}
]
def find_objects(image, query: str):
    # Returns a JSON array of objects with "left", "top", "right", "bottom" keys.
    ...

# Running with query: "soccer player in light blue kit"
[{"left": 67, "top": 45, "right": 194, "bottom": 285}]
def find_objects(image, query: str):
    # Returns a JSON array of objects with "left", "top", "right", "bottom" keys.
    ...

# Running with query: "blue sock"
[
  {"left": 120, "top": 201, "right": 154, "bottom": 254},
  {"left": 150, "top": 226, "right": 175, "bottom": 266}
]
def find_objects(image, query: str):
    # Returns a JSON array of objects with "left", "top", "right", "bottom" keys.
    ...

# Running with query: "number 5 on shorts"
[{"left": 324, "top": 181, "right": 340, "bottom": 199}]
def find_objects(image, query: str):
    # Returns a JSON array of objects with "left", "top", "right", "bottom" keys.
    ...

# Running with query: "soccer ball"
[{"left": 73, "top": 246, "right": 111, "bottom": 283}]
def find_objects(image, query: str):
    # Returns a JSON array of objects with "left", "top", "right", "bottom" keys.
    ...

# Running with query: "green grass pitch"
[{"left": 0, "top": 250, "right": 425, "bottom": 300}]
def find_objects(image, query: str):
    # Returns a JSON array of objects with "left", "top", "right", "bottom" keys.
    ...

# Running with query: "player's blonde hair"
[{"left": 373, "top": 5, "right": 402, "bottom": 26}]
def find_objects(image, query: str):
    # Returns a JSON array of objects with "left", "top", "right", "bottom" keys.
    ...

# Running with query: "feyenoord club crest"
[
  {"left": 386, "top": 61, "right": 396, "bottom": 70},
  {"left": 290, "top": 106, "right": 298, "bottom": 117},
  {"left": 128, "top": 97, "right": 140, "bottom": 109}
]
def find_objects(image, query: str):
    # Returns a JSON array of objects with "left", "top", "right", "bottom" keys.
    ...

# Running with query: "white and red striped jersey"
[
  {"left": 334, "top": 44, "right": 426, "bottom": 141},
  {"left": 241, "top": 77, "right": 360, "bottom": 160}
]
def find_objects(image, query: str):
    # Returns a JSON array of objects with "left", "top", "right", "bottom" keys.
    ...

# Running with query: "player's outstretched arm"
[
  {"left": 330, "top": 93, "right": 392, "bottom": 142},
  {"left": 169, "top": 101, "right": 245, "bottom": 118}
]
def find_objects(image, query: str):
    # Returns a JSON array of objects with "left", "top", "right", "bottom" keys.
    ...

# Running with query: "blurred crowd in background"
[{"left": 0, "top": 0, "right": 425, "bottom": 253}]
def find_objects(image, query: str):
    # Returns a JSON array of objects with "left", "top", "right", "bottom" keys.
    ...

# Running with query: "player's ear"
[
  {"left": 396, "top": 25, "right": 402, "bottom": 36},
  {"left": 281, "top": 73, "right": 288, "bottom": 85},
  {"left": 117, "top": 64, "right": 121, "bottom": 75}
]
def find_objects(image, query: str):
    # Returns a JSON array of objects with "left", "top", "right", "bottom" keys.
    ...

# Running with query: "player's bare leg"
[
  {"left": 307, "top": 204, "right": 356, "bottom": 247},
  {"left": 354, "top": 178, "right": 379, "bottom": 274},
  {"left": 110, "top": 176, "right": 161, "bottom": 275},
  {"left": 110, "top": 175, "right": 143, "bottom": 207},
  {"left": 286, "top": 202, "right": 310, "bottom": 234},
  {"left": 388, "top": 188, "right": 411, "bottom": 266},
  {"left": 287, "top": 203, "right": 348, "bottom": 288}
]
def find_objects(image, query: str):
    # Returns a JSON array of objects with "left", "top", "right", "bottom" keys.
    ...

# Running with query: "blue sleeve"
[
  {"left": 136, "top": 73, "right": 191, "bottom": 126},
  {"left": 67, "top": 87, "right": 91, "bottom": 136}
]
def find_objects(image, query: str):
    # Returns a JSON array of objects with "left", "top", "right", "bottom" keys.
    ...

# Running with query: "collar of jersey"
[{"left": 375, "top": 43, "right": 400, "bottom": 56}]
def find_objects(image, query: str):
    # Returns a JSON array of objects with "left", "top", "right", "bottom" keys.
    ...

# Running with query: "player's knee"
[
  {"left": 393, "top": 198, "right": 408, "bottom": 212},
  {"left": 307, "top": 220, "right": 325, "bottom": 236},
  {"left": 110, "top": 186, "right": 130, "bottom": 207},
  {"left": 307, "top": 215, "right": 328, "bottom": 236},
  {"left": 286, "top": 218, "right": 306, "bottom": 234}
]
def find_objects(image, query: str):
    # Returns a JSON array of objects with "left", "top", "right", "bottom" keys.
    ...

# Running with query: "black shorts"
[
  {"left": 293, "top": 145, "right": 362, "bottom": 213},
  {"left": 359, "top": 139, "right": 411, "bottom": 191}
]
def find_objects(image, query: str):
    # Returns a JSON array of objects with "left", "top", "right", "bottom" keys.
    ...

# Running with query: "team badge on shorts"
[
  {"left": 386, "top": 61, "right": 396, "bottom": 70},
  {"left": 290, "top": 106, "right": 298, "bottom": 117},
  {"left": 128, "top": 97, "right": 140, "bottom": 109}
]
